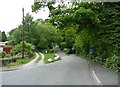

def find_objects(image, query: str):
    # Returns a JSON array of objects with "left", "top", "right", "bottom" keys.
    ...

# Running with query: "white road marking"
[
  {"left": 93, "top": 70, "right": 101, "bottom": 85},
  {"left": 88, "top": 61, "right": 102, "bottom": 85}
]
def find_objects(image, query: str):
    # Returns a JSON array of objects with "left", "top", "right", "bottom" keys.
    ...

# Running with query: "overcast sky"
[{"left": 0, "top": 0, "right": 49, "bottom": 33}]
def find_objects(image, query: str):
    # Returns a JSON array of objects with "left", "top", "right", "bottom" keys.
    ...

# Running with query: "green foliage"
[
  {"left": 6, "top": 53, "right": 36, "bottom": 67},
  {"left": 73, "top": 7, "right": 100, "bottom": 27},
  {"left": 104, "top": 55, "right": 120, "bottom": 72},
  {"left": 31, "top": 2, "right": 120, "bottom": 72},
  {"left": 58, "top": 25, "right": 77, "bottom": 51},
  {"left": 8, "top": 13, "right": 34, "bottom": 45},
  {"left": 44, "top": 53, "right": 61, "bottom": 64},
  {"left": 30, "top": 24, "right": 62, "bottom": 51},
  {"left": 0, "top": 52, "right": 11, "bottom": 58},
  {"left": 64, "top": 27, "right": 76, "bottom": 48},
  {"left": 8, "top": 28, "right": 22, "bottom": 45},
  {"left": 32, "top": 2, "right": 55, "bottom": 13},
  {"left": 0, "top": 51, "right": 6, "bottom": 58},
  {"left": 16, "top": 55, "right": 35, "bottom": 64},
  {"left": 6, "top": 2, "right": 120, "bottom": 72},
  {"left": 64, "top": 48, "right": 71, "bottom": 54},
  {"left": 2, "top": 31, "right": 7, "bottom": 42},
  {"left": 4, "top": 53, "right": 11, "bottom": 58},
  {"left": 12, "top": 41, "right": 33, "bottom": 55},
  {"left": 49, "top": 49, "right": 54, "bottom": 53},
  {"left": 31, "top": 2, "right": 45, "bottom": 13},
  {"left": 60, "top": 42, "right": 67, "bottom": 50},
  {"left": 44, "top": 53, "right": 55, "bottom": 64},
  {"left": 73, "top": 29, "right": 96, "bottom": 55},
  {"left": 8, "top": 13, "right": 62, "bottom": 52},
  {"left": 73, "top": 35, "right": 82, "bottom": 54}
]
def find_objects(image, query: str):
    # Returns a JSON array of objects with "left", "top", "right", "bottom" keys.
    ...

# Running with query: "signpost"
[{"left": 89, "top": 47, "right": 94, "bottom": 60}]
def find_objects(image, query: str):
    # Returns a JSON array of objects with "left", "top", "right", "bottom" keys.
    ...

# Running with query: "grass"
[
  {"left": 35, "top": 53, "right": 42, "bottom": 63},
  {"left": 44, "top": 53, "right": 61, "bottom": 64},
  {"left": 5, "top": 53, "right": 36, "bottom": 68}
]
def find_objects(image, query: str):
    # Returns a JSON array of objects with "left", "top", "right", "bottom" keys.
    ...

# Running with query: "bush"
[
  {"left": 49, "top": 49, "right": 54, "bottom": 53},
  {"left": 104, "top": 55, "right": 120, "bottom": 72},
  {"left": 0, "top": 52, "right": 6, "bottom": 58},
  {"left": 64, "top": 48, "right": 70, "bottom": 54},
  {"left": 12, "top": 41, "right": 33, "bottom": 56},
  {"left": 60, "top": 42, "right": 67, "bottom": 51},
  {"left": 5, "top": 53, "right": 11, "bottom": 58}
]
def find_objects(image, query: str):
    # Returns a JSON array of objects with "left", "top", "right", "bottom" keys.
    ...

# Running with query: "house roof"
[{"left": 0, "top": 41, "right": 8, "bottom": 46}]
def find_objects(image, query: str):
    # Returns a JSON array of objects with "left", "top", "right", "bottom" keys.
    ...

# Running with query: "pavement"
[{"left": 2, "top": 51, "right": 118, "bottom": 85}]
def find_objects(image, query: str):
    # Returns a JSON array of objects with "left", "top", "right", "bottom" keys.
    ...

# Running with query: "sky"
[{"left": 0, "top": 0, "right": 49, "bottom": 33}]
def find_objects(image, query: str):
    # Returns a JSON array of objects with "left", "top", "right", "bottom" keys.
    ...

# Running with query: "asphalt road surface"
[{"left": 2, "top": 52, "right": 118, "bottom": 85}]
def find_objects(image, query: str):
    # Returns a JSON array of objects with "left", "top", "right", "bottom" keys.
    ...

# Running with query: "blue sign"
[{"left": 89, "top": 48, "right": 93, "bottom": 54}]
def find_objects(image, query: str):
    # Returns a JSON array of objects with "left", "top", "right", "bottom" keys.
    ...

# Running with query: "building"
[
  {"left": 0, "top": 42, "right": 12, "bottom": 53},
  {"left": 0, "top": 42, "right": 8, "bottom": 52}
]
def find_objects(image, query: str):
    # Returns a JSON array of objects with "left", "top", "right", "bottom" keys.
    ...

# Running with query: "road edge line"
[{"left": 88, "top": 61, "right": 103, "bottom": 85}]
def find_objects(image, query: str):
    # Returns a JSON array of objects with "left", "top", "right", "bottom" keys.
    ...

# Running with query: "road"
[{"left": 2, "top": 52, "right": 118, "bottom": 85}]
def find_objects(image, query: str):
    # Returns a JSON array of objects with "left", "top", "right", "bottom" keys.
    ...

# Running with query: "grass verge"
[
  {"left": 35, "top": 53, "right": 42, "bottom": 63},
  {"left": 44, "top": 53, "right": 61, "bottom": 64},
  {"left": 5, "top": 53, "right": 36, "bottom": 68}
]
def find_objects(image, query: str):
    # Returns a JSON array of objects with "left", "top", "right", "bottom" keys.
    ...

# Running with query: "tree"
[
  {"left": 30, "top": 24, "right": 62, "bottom": 51},
  {"left": 31, "top": 2, "right": 120, "bottom": 72},
  {"left": 60, "top": 26, "right": 77, "bottom": 49},
  {"left": 8, "top": 13, "right": 34, "bottom": 45},
  {"left": 8, "top": 28, "right": 22, "bottom": 45},
  {"left": 12, "top": 41, "right": 33, "bottom": 55},
  {"left": 2, "top": 31, "right": 7, "bottom": 42}
]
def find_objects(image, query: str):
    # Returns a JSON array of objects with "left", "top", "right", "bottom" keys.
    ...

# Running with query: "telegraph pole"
[{"left": 22, "top": 8, "right": 24, "bottom": 59}]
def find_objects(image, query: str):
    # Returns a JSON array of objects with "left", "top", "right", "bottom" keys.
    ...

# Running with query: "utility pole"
[{"left": 22, "top": 8, "right": 24, "bottom": 59}]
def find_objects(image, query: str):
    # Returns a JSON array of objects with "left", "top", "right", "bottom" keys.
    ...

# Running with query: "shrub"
[
  {"left": 5, "top": 53, "right": 11, "bottom": 58},
  {"left": 65, "top": 48, "right": 70, "bottom": 54},
  {"left": 12, "top": 41, "right": 33, "bottom": 56},
  {"left": 104, "top": 55, "right": 120, "bottom": 72},
  {"left": 0, "top": 52, "right": 6, "bottom": 58},
  {"left": 60, "top": 42, "right": 67, "bottom": 51},
  {"left": 49, "top": 49, "right": 54, "bottom": 53}
]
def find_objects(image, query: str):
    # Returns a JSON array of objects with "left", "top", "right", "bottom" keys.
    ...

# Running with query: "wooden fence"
[{"left": 0, "top": 55, "right": 29, "bottom": 66}]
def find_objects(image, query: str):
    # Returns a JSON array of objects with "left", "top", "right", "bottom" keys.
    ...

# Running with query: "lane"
[{"left": 2, "top": 53, "right": 97, "bottom": 85}]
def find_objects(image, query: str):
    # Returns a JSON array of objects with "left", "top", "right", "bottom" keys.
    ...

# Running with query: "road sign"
[{"left": 89, "top": 48, "right": 93, "bottom": 54}]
